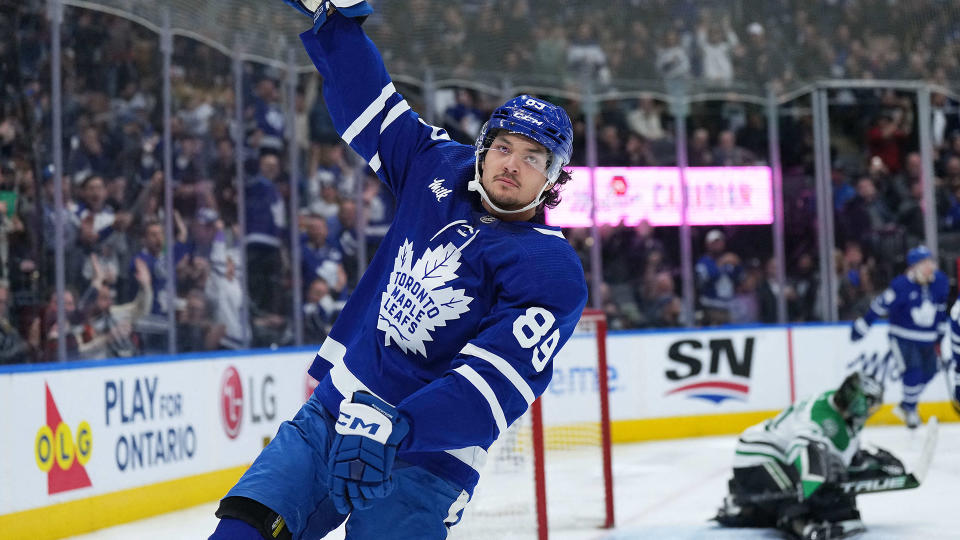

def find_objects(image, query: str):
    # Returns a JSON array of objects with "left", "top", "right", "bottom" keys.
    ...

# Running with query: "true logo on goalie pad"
[{"left": 840, "top": 475, "right": 907, "bottom": 494}]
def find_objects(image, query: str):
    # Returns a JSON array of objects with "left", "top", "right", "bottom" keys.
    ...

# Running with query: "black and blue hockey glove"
[
  {"left": 281, "top": 0, "right": 373, "bottom": 33},
  {"left": 328, "top": 392, "right": 409, "bottom": 514}
]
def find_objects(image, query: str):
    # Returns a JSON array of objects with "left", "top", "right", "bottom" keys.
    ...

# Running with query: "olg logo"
[
  {"left": 35, "top": 383, "right": 93, "bottom": 494},
  {"left": 35, "top": 421, "right": 92, "bottom": 472}
]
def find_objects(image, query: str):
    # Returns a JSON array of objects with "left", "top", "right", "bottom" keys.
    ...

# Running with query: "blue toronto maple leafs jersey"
[
  {"left": 854, "top": 271, "right": 948, "bottom": 344},
  {"left": 299, "top": 14, "right": 587, "bottom": 494}
]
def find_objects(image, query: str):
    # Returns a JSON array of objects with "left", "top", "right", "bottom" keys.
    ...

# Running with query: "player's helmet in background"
[
  {"left": 906, "top": 245, "right": 934, "bottom": 267},
  {"left": 834, "top": 372, "right": 883, "bottom": 430},
  {"left": 469, "top": 95, "right": 574, "bottom": 214}
]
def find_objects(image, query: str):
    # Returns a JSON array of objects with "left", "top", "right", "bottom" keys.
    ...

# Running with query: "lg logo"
[{"left": 220, "top": 367, "right": 243, "bottom": 439}]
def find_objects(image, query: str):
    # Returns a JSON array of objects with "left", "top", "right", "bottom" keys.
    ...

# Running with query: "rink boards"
[{"left": 0, "top": 323, "right": 955, "bottom": 539}]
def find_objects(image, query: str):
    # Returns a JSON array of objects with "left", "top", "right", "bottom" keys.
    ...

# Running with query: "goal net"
[{"left": 450, "top": 310, "right": 614, "bottom": 539}]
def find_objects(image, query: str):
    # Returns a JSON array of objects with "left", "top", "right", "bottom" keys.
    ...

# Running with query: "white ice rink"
[{"left": 66, "top": 421, "right": 956, "bottom": 540}]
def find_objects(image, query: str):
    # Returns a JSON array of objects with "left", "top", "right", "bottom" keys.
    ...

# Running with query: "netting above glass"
[{"left": 65, "top": 0, "right": 960, "bottom": 99}]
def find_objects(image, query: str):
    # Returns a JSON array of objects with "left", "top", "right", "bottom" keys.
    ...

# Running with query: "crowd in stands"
[{"left": 2, "top": 1, "right": 960, "bottom": 361}]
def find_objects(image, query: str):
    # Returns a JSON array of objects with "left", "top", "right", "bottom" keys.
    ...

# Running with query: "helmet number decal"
[
  {"left": 513, "top": 307, "right": 561, "bottom": 372},
  {"left": 524, "top": 98, "right": 546, "bottom": 110}
]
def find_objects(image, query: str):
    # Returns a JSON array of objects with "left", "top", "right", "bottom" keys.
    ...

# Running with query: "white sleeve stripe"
[
  {"left": 381, "top": 100, "right": 411, "bottom": 133},
  {"left": 369, "top": 152, "right": 381, "bottom": 172},
  {"left": 854, "top": 318, "right": 870, "bottom": 336},
  {"left": 460, "top": 343, "right": 536, "bottom": 405},
  {"left": 342, "top": 82, "right": 397, "bottom": 145},
  {"left": 454, "top": 364, "right": 507, "bottom": 435}
]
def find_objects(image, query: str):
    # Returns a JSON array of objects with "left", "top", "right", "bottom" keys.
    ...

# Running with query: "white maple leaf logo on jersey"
[
  {"left": 910, "top": 299, "right": 936, "bottom": 327},
  {"left": 378, "top": 239, "right": 473, "bottom": 357}
]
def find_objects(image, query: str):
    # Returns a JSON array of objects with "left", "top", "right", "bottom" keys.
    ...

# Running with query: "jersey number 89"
[{"left": 513, "top": 307, "right": 561, "bottom": 372}]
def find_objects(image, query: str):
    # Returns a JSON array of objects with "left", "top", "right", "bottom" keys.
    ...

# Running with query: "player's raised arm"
[{"left": 290, "top": 1, "right": 458, "bottom": 198}]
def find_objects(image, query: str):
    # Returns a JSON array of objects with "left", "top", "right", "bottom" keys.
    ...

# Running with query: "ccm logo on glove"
[{"left": 336, "top": 402, "right": 396, "bottom": 444}]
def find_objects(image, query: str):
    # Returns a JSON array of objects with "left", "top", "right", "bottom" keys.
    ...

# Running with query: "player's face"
[
  {"left": 480, "top": 132, "right": 552, "bottom": 219},
  {"left": 915, "top": 258, "right": 936, "bottom": 282}
]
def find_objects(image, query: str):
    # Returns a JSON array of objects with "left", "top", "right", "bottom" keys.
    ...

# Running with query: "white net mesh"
[{"left": 451, "top": 312, "right": 611, "bottom": 539}]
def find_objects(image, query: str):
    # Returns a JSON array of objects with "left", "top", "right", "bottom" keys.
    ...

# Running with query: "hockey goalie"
[{"left": 714, "top": 372, "right": 907, "bottom": 539}]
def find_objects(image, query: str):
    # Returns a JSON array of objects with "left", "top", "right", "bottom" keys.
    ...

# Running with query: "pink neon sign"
[{"left": 544, "top": 166, "right": 773, "bottom": 227}]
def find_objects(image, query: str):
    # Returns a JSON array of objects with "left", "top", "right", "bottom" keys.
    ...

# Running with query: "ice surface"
[{"left": 65, "top": 421, "right": 957, "bottom": 539}]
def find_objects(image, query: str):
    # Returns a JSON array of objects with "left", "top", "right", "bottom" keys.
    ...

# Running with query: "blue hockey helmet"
[
  {"left": 906, "top": 245, "right": 933, "bottom": 266},
  {"left": 470, "top": 95, "right": 573, "bottom": 215},
  {"left": 475, "top": 95, "right": 573, "bottom": 183}
]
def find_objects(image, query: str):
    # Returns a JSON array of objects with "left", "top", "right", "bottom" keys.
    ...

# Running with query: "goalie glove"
[
  {"left": 281, "top": 0, "right": 373, "bottom": 33},
  {"left": 328, "top": 392, "right": 409, "bottom": 514},
  {"left": 848, "top": 446, "right": 905, "bottom": 479}
]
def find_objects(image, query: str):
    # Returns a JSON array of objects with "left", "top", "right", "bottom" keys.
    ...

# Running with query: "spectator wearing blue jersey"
[
  {"left": 300, "top": 214, "right": 346, "bottom": 297},
  {"left": 212, "top": 3, "right": 586, "bottom": 539},
  {"left": 696, "top": 229, "right": 743, "bottom": 325},
  {"left": 245, "top": 152, "right": 286, "bottom": 315},
  {"left": 850, "top": 245, "right": 948, "bottom": 428}
]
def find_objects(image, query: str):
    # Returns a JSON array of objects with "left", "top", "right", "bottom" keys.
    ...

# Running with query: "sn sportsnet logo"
[
  {"left": 378, "top": 238, "right": 473, "bottom": 357},
  {"left": 663, "top": 337, "right": 754, "bottom": 404},
  {"left": 35, "top": 383, "right": 93, "bottom": 494}
]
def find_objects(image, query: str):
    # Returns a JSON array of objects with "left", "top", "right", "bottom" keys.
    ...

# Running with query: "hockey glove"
[
  {"left": 281, "top": 0, "right": 373, "bottom": 33},
  {"left": 328, "top": 392, "right": 409, "bottom": 514},
  {"left": 848, "top": 446, "right": 905, "bottom": 479}
]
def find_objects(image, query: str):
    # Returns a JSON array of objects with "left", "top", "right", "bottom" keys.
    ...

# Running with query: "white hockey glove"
[
  {"left": 282, "top": 0, "right": 373, "bottom": 33},
  {"left": 328, "top": 392, "right": 409, "bottom": 514}
]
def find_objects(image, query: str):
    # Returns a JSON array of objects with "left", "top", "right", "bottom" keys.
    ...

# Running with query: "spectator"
[
  {"left": 177, "top": 288, "right": 224, "bottom": 352},
  {"left": 712, "top": 130, "right": 755, "bottom": 166},
  {"left": 245, "top": 152, "right": 286, "bottom": 315},
  {"left": 303, "top": 277, "right": 338, "bottom": 345},
  {"left": 626, "top": 97, "right": 666, "bottom": 143},
  {"left": 624, "top": 132, "right": 657, "bottom": 166},
  {"left": 866, "top": 99, "right": 912, "bottom": 174},
  {"left": 0, "top": 281, "right": 29, "bottom": 363},
  {"left": 79, "top": 256, "right": 152, "bottom": 359},
  {"left": 301, "top": 214, "right": 346, "bottom": 297},
  {"left": 129, "top": 219, "right": 180, "bottom": 353},
  {"left": 640, "top": 271, "right": 682, "bottom": 328},
  {"left": 837, "top": 176, "right": 894, "bottom": 255},
  {"left": 327, "top": 199, "right": 360, "bottom": 287},
  {"left": 73, "top": 175, "right": 116, "bottom": 249},
  {"left": 688, "top": 128, "right": 714, "bottom": 166},
  {"left": 656, "top": 29, "right": 691, "bottom": 82},
  {"left": 697, "top": 17, "right": 739, "bottom": 85},
  {"left": 695, "top": 229, "right": 743, "bottom": 325},
  {"left": 788, "top": 252, "right": 819, "bottom": 322},
  {"left": 756, "top": 257, "right": 792, "bottom": 323},
  {"left": 251, "top": 77, "right": 285, "bottom": 152},
  {"left": 837, "top": 242, "right": 875, "bottom": 321},
  {"left": 67, "top": 126, "right": 112, "bottom": 180},
  {"left": 205, "top": 250, "right": 248, "bottom": 350}
]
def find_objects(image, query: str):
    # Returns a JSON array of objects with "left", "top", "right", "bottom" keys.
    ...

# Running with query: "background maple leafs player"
[
  {"left": 210, "top": 2, "right": 587, "bottom": 539},
  {"left": 714, "top": 372, "right": 901, "bottom": 539},
  {"left": 849, "top": 245, "right": 948, "bottom": 428}
]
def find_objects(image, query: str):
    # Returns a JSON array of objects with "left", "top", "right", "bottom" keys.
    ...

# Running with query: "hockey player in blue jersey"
[
  {"left": 849, "top": 245, "right": 948, "bottom": 428},
  {"left": 210, "top": 2, "right": 588, "bottom": 539},
  {"left": 946, "top": 299, "right": 960, "bottom": 415}
]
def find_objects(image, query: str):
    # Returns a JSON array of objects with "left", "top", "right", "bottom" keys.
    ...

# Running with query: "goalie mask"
[
  {"left": 469, "top": 95, "right": 573, "bottom": 215},
  {"left": 835, "top": 372, "right": 883, "bottom": 430}
]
